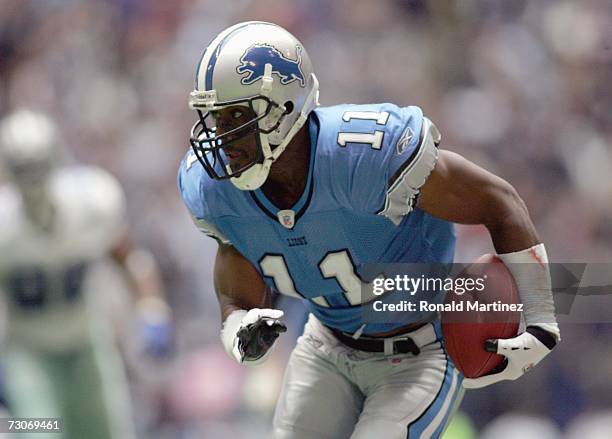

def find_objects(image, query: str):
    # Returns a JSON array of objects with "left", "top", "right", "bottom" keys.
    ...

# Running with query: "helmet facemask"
[
  {"left": 189, "top": 82, "right": 290, "bottom": 190},
  {"left": 189, "top": 22, "right": 320, "bottom": 191}
]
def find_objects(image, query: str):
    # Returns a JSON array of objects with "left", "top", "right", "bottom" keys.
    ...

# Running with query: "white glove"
[
  {"left": 221, "top": 308, "right": 286, "bottom": 366},
  {"left": 462, "top": 326, "right": 557, "bottom": 389}
]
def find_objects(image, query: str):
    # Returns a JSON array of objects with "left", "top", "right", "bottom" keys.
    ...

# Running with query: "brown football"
[{"left": 441, "top": 254, "right": 521, "bottom": 378}]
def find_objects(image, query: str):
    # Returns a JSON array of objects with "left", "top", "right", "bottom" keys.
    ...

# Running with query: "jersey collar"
[{"left": 249, "top": 114, "right": 319, "bottom": 225}]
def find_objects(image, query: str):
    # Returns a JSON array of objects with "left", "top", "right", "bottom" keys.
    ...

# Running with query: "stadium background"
[{"left": 0, "top": 0, "right": 610, "bottom": 437}]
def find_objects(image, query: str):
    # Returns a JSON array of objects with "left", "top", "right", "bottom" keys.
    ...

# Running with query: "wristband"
[
  {"left": 498, "top": 243, "right": 560, "bottom": 340},
  {"left": 220, "top": 309, "right": 247, "bottom": 361}
]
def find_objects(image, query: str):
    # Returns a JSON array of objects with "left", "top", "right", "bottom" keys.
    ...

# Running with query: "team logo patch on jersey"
[
  {"left": 237, "top": 44, "right": 306, "bottom": 87},
  {"left": 277, "top": 209, "right": 296, "bottom": 229},
  {"left": 396, "top": 127, "right": 414, "bottom": 155}
]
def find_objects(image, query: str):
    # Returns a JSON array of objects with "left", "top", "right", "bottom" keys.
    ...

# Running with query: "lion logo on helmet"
[{"left": 236, "top": 44, "right": 306, "bottom": 87}]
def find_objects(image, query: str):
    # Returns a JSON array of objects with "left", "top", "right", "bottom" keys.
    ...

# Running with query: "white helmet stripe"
[{"left": 196, "top": 21, "right": 272, "bottom": 91}]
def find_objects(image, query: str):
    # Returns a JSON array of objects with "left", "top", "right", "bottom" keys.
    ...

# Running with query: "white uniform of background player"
[{"left": 0, "top": 110, "right": 136, "bottom": 439}]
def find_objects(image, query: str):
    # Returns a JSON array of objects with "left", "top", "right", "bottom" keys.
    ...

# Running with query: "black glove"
[{"left": 236, "top": 317, "right": 287, "bottom": 362}]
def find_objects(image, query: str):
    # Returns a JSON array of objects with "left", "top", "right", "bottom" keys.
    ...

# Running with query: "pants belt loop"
[{"left": 383, "top": 338, "right": 394, "bottom": 356}]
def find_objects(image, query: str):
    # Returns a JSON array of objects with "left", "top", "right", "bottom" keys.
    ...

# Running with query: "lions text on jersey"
[{"left": 178, "top": 103, "right": 455, "bottom": 334}]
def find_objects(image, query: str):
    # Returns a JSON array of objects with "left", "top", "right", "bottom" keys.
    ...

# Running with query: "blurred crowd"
[{"left": 0, "top": 0, "right": 610, "bottom": 437}]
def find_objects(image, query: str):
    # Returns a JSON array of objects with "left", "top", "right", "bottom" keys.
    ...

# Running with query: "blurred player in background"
[
  {"left": 178, "top": 22, "right": 561, "bottom": 438},
  {"left": 0, "top": 110, "right": 172, "bottom": 439}
]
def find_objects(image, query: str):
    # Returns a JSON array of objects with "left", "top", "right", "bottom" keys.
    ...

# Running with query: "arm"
[
  {"left": 214, "top": 243, "right": 272, "bottom": 320},
  {"left": 110, "top": 232, "right": 167, "bottom": 307},
  {"left": 214, "top": 243, "right": 286, "bottom": 365},
  {"left": 418, "top": 150, "right": 538, "bottom": 254},
  {"left": 418, "top": 150, "right": 559, "bottom": 388},
  {"left": 109, "top": 231, "right": 172, "bottom": 356},
  {"left": 177, "top": 159, "right": 285, "bottom": 364}
]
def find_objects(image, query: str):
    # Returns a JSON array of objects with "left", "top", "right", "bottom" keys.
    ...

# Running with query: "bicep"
[
  {"left": 214, "top": 244, "right": 271, "bottom": 320},
  {"left": 418, "top": 150, "right": 522, "bottom": 226}
]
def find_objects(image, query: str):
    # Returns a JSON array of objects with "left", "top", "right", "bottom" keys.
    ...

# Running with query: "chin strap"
[
  {"left": 271, "top": 74, "right": 320, "bottom": 162},
  {"left": 228, "top": 64, "right": 276, "bottom": 191}
]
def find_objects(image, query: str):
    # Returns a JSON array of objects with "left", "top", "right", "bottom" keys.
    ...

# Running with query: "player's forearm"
[
  {"left": 111, "top": 238, "right": 167, "bottom": 303},
  {"left": 216, "top": 293, "right": 260, "bottom": 322},
  {"left": 482, "top": 186, "right": 559, "bottom": 338},
  {"left": 214, "top": 275, "right": 272, "bottom": 322},
  {"left": 483, "top": 183, "right": 540, "bottom": 254},
  {"left": 213, "top": 245, "right": 284, "bottom": 364},
  {"left": 126, "top": 251, "right": 165, "bottom": 300},
  {"left": 214, "top": 244, "right": 272, "bottom": 322}
]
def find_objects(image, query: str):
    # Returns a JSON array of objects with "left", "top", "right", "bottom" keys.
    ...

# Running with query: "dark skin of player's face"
[
  {"left": 214, "top": 105, "right": 311, "bottom": 209},
  {"left": 212, "top": 106, "right": 259, "bottom": 172}
]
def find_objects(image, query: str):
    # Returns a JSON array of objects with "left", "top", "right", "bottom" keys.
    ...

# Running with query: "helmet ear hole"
[{"left": 283, "top": 101, "right": 294, "bottom": 115}]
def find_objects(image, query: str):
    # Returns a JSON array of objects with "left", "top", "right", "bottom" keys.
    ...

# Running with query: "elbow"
[
  {"left": 502, "top": 180, "right": 529, "bottom": 216},
  {"left": 484, "top": 179, "right": 531, "bottom": 231}
]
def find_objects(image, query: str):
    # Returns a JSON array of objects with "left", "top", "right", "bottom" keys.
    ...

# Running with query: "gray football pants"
[{"left": 273, "top": 314, "right": 464, "bottom": 439}]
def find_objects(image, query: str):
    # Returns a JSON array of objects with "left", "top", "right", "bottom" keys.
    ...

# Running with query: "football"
[{"left": 441, "top": 254, "right": 521, "bottom": 378}]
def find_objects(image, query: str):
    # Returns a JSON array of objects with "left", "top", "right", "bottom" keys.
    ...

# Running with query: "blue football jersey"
[{"left": 178, "top": 103, "right": 455, "bottom": 334}]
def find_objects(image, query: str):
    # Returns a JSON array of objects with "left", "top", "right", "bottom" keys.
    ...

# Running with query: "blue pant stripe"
[
  {"left": 406, "top": 353, "right": 460, "bottom": 438},
  {"left": 432, "top": 370, "right": 463, "bottom": 438}
]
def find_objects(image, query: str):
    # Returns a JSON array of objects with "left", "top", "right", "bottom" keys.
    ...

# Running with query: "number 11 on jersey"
[{"left": 337, "top": 111, "right": 390, "bottom": 150}]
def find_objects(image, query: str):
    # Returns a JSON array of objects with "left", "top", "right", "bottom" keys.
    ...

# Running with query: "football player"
[
  {"left": 178, "top": 22, "right": 560, "bottom": 438},
  {"left": 0, "top": 110, "right": 171, "bottom": 439}
]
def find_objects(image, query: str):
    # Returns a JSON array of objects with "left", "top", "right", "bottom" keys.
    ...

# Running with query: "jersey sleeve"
[
  {"left": 377, "top": 116, "right": 440, "bottom": 225},
  {"left": 177, "top": 151, "right": 231, "bottom": 245},
  {"left": 338, "top": 104, "right": 440, "bottom": 225}
]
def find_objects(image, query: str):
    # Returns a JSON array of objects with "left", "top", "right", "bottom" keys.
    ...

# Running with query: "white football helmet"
[
  {"left": 189, "top": 21, "right": 319, "bottom": 190},
  {"left": 0, "top": 110, "right": 61, "bottom": 187}
]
